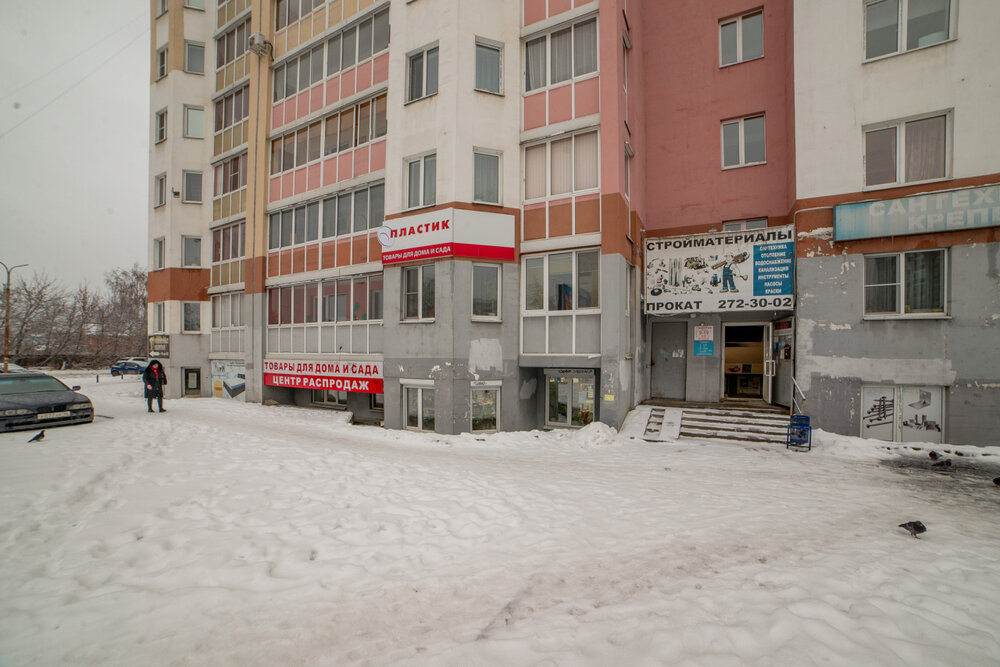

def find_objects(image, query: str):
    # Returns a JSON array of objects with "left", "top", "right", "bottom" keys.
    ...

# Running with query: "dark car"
[
  {"left": 0, "top": 372, "right": 94, "bottom": 432},
  {"left": 111, "top": 360, "right": 146, "bottom": 376}
]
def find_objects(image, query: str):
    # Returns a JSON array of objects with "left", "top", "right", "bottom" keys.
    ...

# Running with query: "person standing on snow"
[{"left": 143, "top": 360, "right": 168, "bottom": 413}]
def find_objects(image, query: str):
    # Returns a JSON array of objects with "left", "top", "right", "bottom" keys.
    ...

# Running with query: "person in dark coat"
[{"left": 143, "top": 360, "right": 168, "bottom": 413}]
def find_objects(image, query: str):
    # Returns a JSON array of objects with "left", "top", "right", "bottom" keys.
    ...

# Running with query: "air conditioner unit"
[{"left": 247, "top": 32, "right": 270, "bottom": 55}]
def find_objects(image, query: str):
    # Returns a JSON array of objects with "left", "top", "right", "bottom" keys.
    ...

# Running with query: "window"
[
  {"left": 182, "top": 236, "right": 201, "bottom": 267},
  {"left": 317, "top": 183, "right": 384, "bottom": 240},
  {"left": 407, "top": 44, "right": 439, "bottom": 102},
  {"left": 212, "top": 221, "right": 246, "bottom": 262},
  {"left": 153, "top": 237, "right": 165, "bottom": 269},
  {"left": 406, "top": 154, "right": 436, "bottom": 209},
  {"left": 524, "top": 17, "right": 597, "bottom": 92},
  {"left": 153, "top": 302, "right": 165, "bottom": 333},
  {"left": 403, "top": 265, "right": 435, "bottom": 320},
  {"left": 864, "top": 112, "right": 948, "bottom": 187},
  {"left": 312, "top": 389, "right": 348, "bottom": 408},
  {"left": 722, "top": 218, "right": 767, "bottom": 232},
  {"left": 216, "top": 19, "right": 248, "bottom": 70},
  {"left": 157, "top": 0, "right": 168, "bottom": 16},
  {"left": 156, "top": 47, "right": 168, "bottom": 79},
  {"left": 316, "top": 274, "right": 383, "bottom": 322},
  {"left": 215, "top": 85, "right": 249, "bottom": 133},
  {"left": 185, "top": 0, "right": 205, "bottom": 8},
  {"left": 473, "top": 150, "right": 500, "bottom": 204},
  {"left": 154, "top": 174, "right": 167, "bottom": 208},
  {"left": 475, "top": 41, "right": 502, "bottom": 94},
  {"left": 721, "top": 115, "right": 765, "bottom": 168},
  {"left": 523, "top": 249, "right": 599, "bottom": 312},
  {"left": 272, "top": 45, "right": 323, "bottom": 102},
  {"left": 523, "top": 130, "right": 599, "bottom": 200},
  {"left": 268, "top": 201, "right": 319, "bottom": 249},
  {"left": 370, "top": 393, "right": 384, "bottom": 411},
  {"left": 155, "top": 108, "right": 168, "bottom": 143},
  {"left": 183, "top": 171, "right": 203, "bottom": 203},
  {"left": 472, "top": 264, "right": 500, "bottom": 319},
  {"left": 864, "top": 249, "right": 946, "bottom": 316},
  {"left": 185, "top": 42, "right": 205, "bottom": 74},
  {"left": 183, "top": 106, "right": 204, "bottom": 139},
  {"left": 719, "top": 11, "right": 763, "bottom": 66},
  {"left": 471, "top": 385, "right": 500, "bottom": 432},
  {"left": 214, "top": 153, "right": 248, "bottom": 197},
  {"left": 276, "top": 0, "right": 328, "bottom": 30},
  {"left": 546, "top": 373, "right": 595, "bottom": 427},
  {"left": 865, "top": 0, "right": 951, "bottom": 60},
  {"left": 212, "top": 293, "right": 243, "bottom": 328},
  {"left": 404, "top": 384, "right": 435, "bottom": 431},
  {"left": 183, "top": 302, "right": 201, "bottom": 332}
]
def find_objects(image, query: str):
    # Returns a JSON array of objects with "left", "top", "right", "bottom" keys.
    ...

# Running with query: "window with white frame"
[
  {"left": 276, "top": 0, "right": 331, "bottom": 30},
  {"left": 722, "top": 218, "right": 767, "bottom": 232},
  {"left": 215, "top": 85, "right": 249, "bottom": 133},
  {"left": 182, "top": 171, "right": 203, "bottom": 202},
  {"left": 157, "top": 0, "right": 168, "bottom": 16},
  {"left": 524, "top": 17, "right": 597, "bottom": 92},
  {"left": 402, "top": 265, "right": 435, "bottom": 320},
  {"left": 155, "top": 108, "right": 168, "bottom": 143},
  {"left": 183, "top": 105, "right": 204, "bottom": 139},
  {"left": 183, "top": 302, "right": 201, "bottom": 332},
  {"left": 153, "top": 302, "right": 165, "bottom": 332},
  {"left": 864, "top": 249, "right": 946, "bottom": 316},
  {"left": 214, "top": 153, "right": 248, "bottom": 197},
  {"left": 864, "top": 112, "right": 948, "bottom": 187},
  {"left": 182, "top": 236, "right": 201, "bottom": 267},
  {"left": 523, "top": 130, "right": 599, "bottom": 200},
  {"left": 474, "top": 150, "right": 500, "bottom": 204},
  {"left": 320, "top": 274, "right": 383, "bottom": 322},
  {"left": 475, "top": 40, "right": 502, "bottom": 94},
  {"left": 153, "top": 237, "right": 165, "bottom": 269},
  {"left": 216, "top": 19, "right": 248, "bottom": 70},
  {"left": 312, "top": 389, "right": 348, "bottom": 408},
  {"left": 546, "top": 372, "right": 595, "bottom": 427},
  {"left": 721, "top": 115, "right": 765, "bottom": 168},
  {"left": 471, "top": 384, "right": 500, "bottom": 432},
  {"left": 156, "top": 47, "right": 168, "bottom": 79},
  {"left": 212, "top": 293, "right": 243, "bottom": 329},
  {"left": 370, "top": 393, "right": 384, "bottom": 411},
  {"left": 403, "top": 383, "right": 435, "bottom": 431},
  {"left": 268, "top": 201, "right": 320, "bottom": 249},
  {"left": 154, "top": 174, "right": 167, "bottom": 208},
  {"left": 865, "top": 0, "right": 952, "bottom": 60},
  {"left": 273, "top": 45, "right": 324, "bottom": 102},
  {"left": 185, "top": 0, "right": 205, "bottom": 8},
  {"left": 472, "top": 264, "right": 500, "bottom": 319},
  {"left": 321, "top": 183, "right": 385, "bottom": 238},
  {"left": 213, "top": 221, "right": 245, "bottom": 263},
  {"left": 524, "top": 249, "right": 599, "bottom": 312},
  {"left": 407, "top": 44, "right": 439, "bottom": 102},
  {"left": 719, "top": 11, "right": 763, "bottom": 66},
  {"left": 406, "top": 153, "right": 436, "bottom": 209},
  {"left": 185, "top": 42, "right": 205, "bottom": 74}
]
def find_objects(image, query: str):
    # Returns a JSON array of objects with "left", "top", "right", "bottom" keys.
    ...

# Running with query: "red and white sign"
[
  {"left": 694, "top": 325, "right": 714, "bottom": 342},
  {"left": 263, "top": 359, "right": 383, "bottom": 394},
  {"left": 380, "top": 208, "right": 515, "bottom": 265}
]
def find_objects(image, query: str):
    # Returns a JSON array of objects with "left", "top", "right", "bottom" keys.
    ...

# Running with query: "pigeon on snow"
[
  {"left": 899, "top": 521, "right": 927, "bottom": 538},
  {"left": 993, "top": 477, "right": 1000, "bottom": 487},
  {"left": 928, "top": 451, "right": 940, "bottom": 460},
  {"left": 932, "top": 459, "right": 952, "bottom": 468},
  {"left": 27, "top": 430, "right": 45, "bottom": 443}
]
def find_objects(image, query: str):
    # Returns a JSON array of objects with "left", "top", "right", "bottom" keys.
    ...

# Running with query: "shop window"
[
  {"left": 546, "top": 373, "right": 595, "bottom": 427},
  {"left": 313, "top": 389, "right": 348, "bottom": 408},
  {"left": 404, "top": 384, "right": 435, "bottom": 431},
  {"left": 864, "top": 249, "right": 946, "bottom": 316},
  {"left": 471, "top": 385, "right": 500, "bottom": 432}
]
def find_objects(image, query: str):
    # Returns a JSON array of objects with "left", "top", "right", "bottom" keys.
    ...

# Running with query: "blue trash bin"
[{"left": 786, "top": 414, "right": 811, "bottom": 449}]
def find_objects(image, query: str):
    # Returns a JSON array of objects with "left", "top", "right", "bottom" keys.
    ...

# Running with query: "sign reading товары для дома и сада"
[{"left": 644, "top": 225, "right": 794, "bottom": 314}]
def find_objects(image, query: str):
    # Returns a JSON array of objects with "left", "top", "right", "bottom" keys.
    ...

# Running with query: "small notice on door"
[{"left": 604, "top": 393, "right": 615, "bottom": 402}]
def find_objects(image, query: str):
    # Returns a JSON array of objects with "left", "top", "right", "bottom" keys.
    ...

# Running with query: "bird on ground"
[
  {"left": 899, "top": 521, "right": 927, "bottom": 538},
  {"left": 27, "top": 430, "right": 45, "bottom": 443},
  {"left": 932, "top": 459, "right": 952, "bottom": 468},
  {"left": 928, "top": 451, "right": 940, "bottom": 460},
  {"left": 993, "top": 477, "right": 1000, "bottom": 487}
]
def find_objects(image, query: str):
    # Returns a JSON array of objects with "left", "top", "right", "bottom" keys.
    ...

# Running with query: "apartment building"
[
  {"left": 148, "top": 0, "right": 643, "bottom": 433},
  {"left": 792, "top": 0, "right": 1000, "bottom": 446}
]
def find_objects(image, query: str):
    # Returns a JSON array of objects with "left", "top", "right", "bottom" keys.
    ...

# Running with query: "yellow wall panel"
[
  {"left": 328, "top": 0, "right": 343, "bottom": 27},
  {"left": 212, "top": 264, "right": 221, "bottom": 287},
  {"left": 344, "top": 0, "right": 359, "bottom": 21},
  {"left": 213, "top": 199, "right": 223, "bottom": 220},
  {"left": 214, "top": 133, "right": 224, "bottom": 156},
  {"left": 359, "top": 0, "right": 373, "bottom": 11}
]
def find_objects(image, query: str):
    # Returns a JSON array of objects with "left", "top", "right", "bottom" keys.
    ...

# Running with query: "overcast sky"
[{"left": 0, "top": 1, "right": 150, "bottom": 291}]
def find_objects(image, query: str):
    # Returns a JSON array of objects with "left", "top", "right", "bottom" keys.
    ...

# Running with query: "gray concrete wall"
[
  {"left": 599, "top": 254, "right": 637, "bottom": 428},
  {"left": 382, "top": 259, "right": 522, "bottom": 434},
  {"left": 795, "top": 242, "right": 1000, "bottom": 446},
  {"left": 159, "top": 332, "right": 209, "bottom": 399}
]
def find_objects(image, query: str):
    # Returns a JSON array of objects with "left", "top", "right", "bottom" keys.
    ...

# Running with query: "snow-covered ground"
[{"left": 2, "top": 372, "right": 999, "bottom": 666}]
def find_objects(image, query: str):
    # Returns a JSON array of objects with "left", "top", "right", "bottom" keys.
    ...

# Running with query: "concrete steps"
[{"left": 679, "top": 406, "right": 791, "bottom": 444}]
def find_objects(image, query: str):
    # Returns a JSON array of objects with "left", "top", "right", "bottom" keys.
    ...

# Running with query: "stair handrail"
[{"left": 790, "top": 375, "right": 806, "bottom": 416}]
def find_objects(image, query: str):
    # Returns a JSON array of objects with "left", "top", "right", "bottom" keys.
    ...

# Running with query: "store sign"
[
  {"left": 380, "top": 207, "right": 515, "bottom": 265},
  {"left": 835, "top": 185, "right": 1000, "bottom": 241},
  {"left": 262, "top": 359, "right": 383, "bottom": 393},
  {"left": 644, "top": 226, "right": 795, "bottom": 314},
  {"left": 148, "top": 335, "right": 169, "bottom": 358},
  {"left": 694, "top": 325, "right": 714, "bottom": 356}
]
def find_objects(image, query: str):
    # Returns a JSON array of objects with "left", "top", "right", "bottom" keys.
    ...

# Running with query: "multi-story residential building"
[
  {"left": 792, "top": 0, "right": 1000, "bottom": 446},
  {"left": 149, "top": 0, "right": 998, "bottom": 445}
]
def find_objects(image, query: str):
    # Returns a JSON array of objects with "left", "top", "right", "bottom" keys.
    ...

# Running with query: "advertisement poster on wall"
[
  {"left": 211, "top": 361, "right": 246, "bottom": 401},
  {"left": 644, "top": 226, "right": 795, "bottom": 314},
  {"left": 860, "top": 385, "right": 943, "bottom": 444}
]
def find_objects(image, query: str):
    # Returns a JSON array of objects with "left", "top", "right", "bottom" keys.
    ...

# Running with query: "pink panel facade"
[
  {"left": 574, "top": 77, "right": 600, "bottom": 117},
  {"left": 356, "top": 61, "right": 372, "bottom": 92},
  {"left": 310, "top": 86, "right": 324, "bottom": 114},
  {"left": 322, "top": 156, "right": 338, "bottom": 186},
  {"left": 372, "top": 53, "right": 389, "bottom": 85},
  {"left": 524, "top": 0, "right": 546, "bottom": 26},
  {"left": 337, "top": 153, "right": 353, "bottom": 183},
  {"left": 353, "top": 145, "right": 370, "bottom": 178},
  {"left": 293, "top": 167, "right": 307, "bottom": 195},
  {"left": 369, "top": 140, "right": 386, "bottom": 172},
  {"left": 549, "top": 0, "right": 571, "bottom": 17},
  {"left": 341, "top": 69, "right": 356, "bottom": 99},
  {"left": 307, "top": 163, "right": 321, "bottom": 190},
  {"left": 523, "top": 92, "right": 546, "bottom": 131},
  {"left": 548, "top": 84, "right": 573, "bottom": 124},
  {"left": 326, "top": 76, "right": 340, "bottom": 106},
  {"left": 272, "top": 102, "right": 284, "bottom": 129}
]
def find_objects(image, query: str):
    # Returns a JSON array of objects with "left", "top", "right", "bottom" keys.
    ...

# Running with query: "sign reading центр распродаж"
[
  {"left": 644, "top": 226, "right": 794, "bottom": 314},
  {"left": 834, "top": 184, "right": 1000, "bottom": 241}
]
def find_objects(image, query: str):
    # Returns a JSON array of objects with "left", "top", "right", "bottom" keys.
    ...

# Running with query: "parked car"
[
  {"left": 110, "top": 360, "right": 147, "bottom": 376},
  {"left": 0, "top": 372, "right": 94, "bottom": 432}
]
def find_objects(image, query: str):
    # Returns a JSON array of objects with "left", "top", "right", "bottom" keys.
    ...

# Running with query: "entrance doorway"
[
  {"left": 650, "top": 322, "right": 687, "bottom": 399},
  {"left": 722, "top": 324, "right": 772, "bottom": 401},
  {"left": 183, "top": 368, "right": 202, "bottom": 396}
]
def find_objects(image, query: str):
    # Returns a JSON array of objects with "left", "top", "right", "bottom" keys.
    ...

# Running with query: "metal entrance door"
[
  {"left": 651, "top": 322, "right": 687, "bottom": 399},
  {"left": 763, "top": 323, "right": 774, "bottom": 403}
]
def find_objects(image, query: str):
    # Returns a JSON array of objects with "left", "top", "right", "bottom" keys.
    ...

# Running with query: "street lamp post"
[{"left": 1, "top": 261, "right": 29, "bottom": 373}]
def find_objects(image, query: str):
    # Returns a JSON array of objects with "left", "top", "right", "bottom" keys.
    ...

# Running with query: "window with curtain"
[
  {"left": 524, "top": 130, "right": 599, "bottom": 201},
  {"left": 525, "top": 249, "right": 600, "bottom": 313},
  {"left": 524, "top": 17, "right": 597, "bottom": 92},
  {"left": 475, "top": 42, "right": 501, "bottom": 94},
  {"left": 864, "top": 249, "right": 945, "bottom": 316},
  {"left": 865, "top": 0, "right": 950, "bottom": 60},
  {"left": 474, "top": 151, "right": 500, "bottom": 203},
  {"left": 864, "top": 112, "right": 947, "bottom": 187}
]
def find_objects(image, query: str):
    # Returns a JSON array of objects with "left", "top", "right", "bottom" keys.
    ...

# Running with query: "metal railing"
[{"left": 790, "top": 375, "right": 807, "bottom": 416}]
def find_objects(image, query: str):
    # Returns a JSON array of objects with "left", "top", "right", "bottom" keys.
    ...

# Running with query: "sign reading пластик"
[{"left": 644, "top": 226, "right": 794, "bottom": 314}]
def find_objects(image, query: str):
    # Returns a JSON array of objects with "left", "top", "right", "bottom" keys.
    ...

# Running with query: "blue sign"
[
  {"left": 694, "top": 341, "right": 714, "bottom": 356},
  {"left": 834, "top": 184, "right": 1000, "bottom": 241},
  {"left": 752, "top": 242, "right": 793, "bottom": 296}
]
